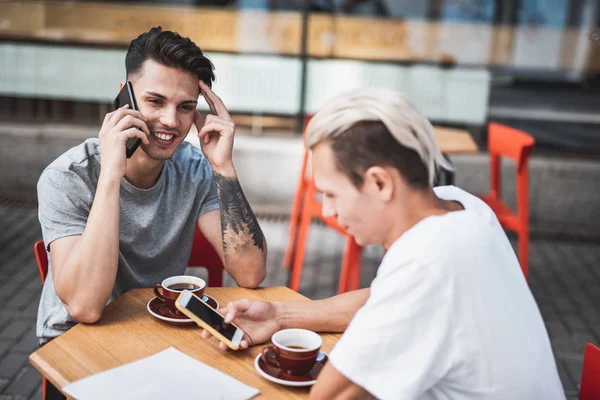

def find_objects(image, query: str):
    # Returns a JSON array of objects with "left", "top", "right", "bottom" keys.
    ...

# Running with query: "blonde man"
[{"left": 204, "top": 89, "right": 565, "bottom": 400}]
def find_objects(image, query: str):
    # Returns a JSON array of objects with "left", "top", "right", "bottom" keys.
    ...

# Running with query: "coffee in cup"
[
  {"left": 260, "top": 329, "right": 322, "bottom": 376},
  {"left": 153, "top": 275, "right": 206, "bottom": 314}
]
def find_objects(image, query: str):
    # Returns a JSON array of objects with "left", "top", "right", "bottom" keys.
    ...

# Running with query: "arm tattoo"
[{"left": 214, "top": 172, "right": 266, "bottom": 253}]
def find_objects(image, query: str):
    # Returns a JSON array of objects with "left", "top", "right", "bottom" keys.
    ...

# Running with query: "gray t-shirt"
[{"left": 36, "top": 139, "right": 219, "bottom": 342}]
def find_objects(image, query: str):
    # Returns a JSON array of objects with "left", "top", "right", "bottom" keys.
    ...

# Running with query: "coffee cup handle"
[
  {"left": 260, "top": 346, "right": 280, "bottom": 369},
  {"left": 153, "top": 283, "right": 165, "bottom": 301}
]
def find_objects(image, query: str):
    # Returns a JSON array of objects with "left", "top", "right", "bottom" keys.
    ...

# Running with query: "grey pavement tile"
[
  {"left": 12, "top": 331, "right": 38, "bottom": 354},
  {"left": 3, "top": 367, "right": 41, "bottom": 397},
  {"left": 0, "top": 342, "right": 12, "bottom": 361},
  {"left": 22, "top": 281, "right": 40, "bottom": 292},
  {"left": 0, "top": 395, "right": 28, "bottom": 400},
  {"left": 0, "top": 321, "right": 31, "bottom": 341},
  {"left": 0, "top": 352, "right": 29, "bottom": 380},
  {"left": 18, "top": 300, "right": 40, "bottom": 320},
  {"left": 564, "top": 358, "right": 584, "bottom": 385},
  {"left": 563, "top": 314, "right": 592, "bottom": 334},
  {"left": 27, "top": 385, "right": 41, "bottom": 400},
  {"left": 5, "top": 292, "right": 39, "bottom": 314},
  {"left": 0, "top": 379, "right": 8, "bottom": 394},
  {"left": 556, "top": 360, "right": 577, "bottom": 395},
  {"left": 554, "top": 296, "right": 577, "bottom": 313},
  {"left": 0, "top": 312, "right": 17, "bottom": 330}
]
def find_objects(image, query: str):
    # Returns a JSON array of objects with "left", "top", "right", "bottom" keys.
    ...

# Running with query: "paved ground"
[{"left": 0, "top": 202, "right": 598, "bottom": 399}]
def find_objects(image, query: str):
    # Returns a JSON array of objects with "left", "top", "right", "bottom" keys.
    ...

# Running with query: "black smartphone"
[{"left": 113, "top": 81, "right": 142, "bottom": 158}]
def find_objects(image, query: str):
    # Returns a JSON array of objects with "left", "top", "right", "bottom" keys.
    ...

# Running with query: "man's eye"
[{"left": 148, "top": 99, "right": 161, "bottom": 104}]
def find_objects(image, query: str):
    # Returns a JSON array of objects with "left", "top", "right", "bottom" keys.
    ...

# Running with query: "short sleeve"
[
  {"left": 196, "top": 157, "right": 220, "bottom": 218},
  {"left": 328, "top": 256, "right": 454, "bottom": 399},
  {"left": 37, "top": 168, "right": 92, "bottom": 250}
]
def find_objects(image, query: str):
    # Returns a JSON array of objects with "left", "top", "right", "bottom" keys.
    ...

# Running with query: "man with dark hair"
[
  {"left": 36, "top": 26, "right": 267, "bottom": 349},
  {"left": 204, "top": 88, "right": 565, "bottom": 399}
]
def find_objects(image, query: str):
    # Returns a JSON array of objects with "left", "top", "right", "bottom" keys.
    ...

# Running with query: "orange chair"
[
  {"left": 34, "top": 241, "right": 48, "bottom": 284},
  {"left": 477, "top": 122, "right": 535, "bottom": 280},
  {"left": 283, "top": 116, "right": 363, "bottom": 294},
  {"left": 33, "top": 228, "right": 223, "bottom": 400},
  {"left": 580, "top": 343, "right": 600, "bottom": 400},
  {"left": 34, "top": 241, "right": 64, "bottom": 400},
  {"left": 187, "top": 226, "right": 224, "bottom": 287}
]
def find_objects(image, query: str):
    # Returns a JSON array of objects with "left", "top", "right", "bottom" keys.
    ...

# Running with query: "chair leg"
[
  {"left": 282, "top": 185, "right": 305, "bottom": 270},
  {"left": 338, "top": 237, "right": 362, "bottom": 294},
  {"left": 45, "top": 377, "right": 67, "bottom": 400},
  {"left": 347, "top": 240, "right": 362, "bottom": 292},
  {"left": 289, "top": 209, "right": 312, "bottom": 292},
  {"left": 283, "top": 151, "right": 309, "bottom": 270},
  {"left": 519, "top": 230, "right": 529, "bottom": 281}
]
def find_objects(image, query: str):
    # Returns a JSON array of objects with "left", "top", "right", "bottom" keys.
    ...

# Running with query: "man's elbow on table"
[
  {"left": 236, "top": 268, "right": 266, "bottom": 289},
  {"left": 233, "top": 261, "right": 266, "bottom": 289},
  {"left": 63, "top": 300, "right": 105, "bottom": 324}
]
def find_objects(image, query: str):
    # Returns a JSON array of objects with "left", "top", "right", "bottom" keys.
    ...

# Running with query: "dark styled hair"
[
  {"left": 125, "top": 26, "right": 215, "bottom": 87},
  {"left": 328, "top": 121, "right": 429, "bottom": 190}
]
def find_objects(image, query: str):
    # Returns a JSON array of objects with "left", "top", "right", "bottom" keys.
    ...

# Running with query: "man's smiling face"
[{"left": 129, "top": 59, "right": 200, "bottom": 161}]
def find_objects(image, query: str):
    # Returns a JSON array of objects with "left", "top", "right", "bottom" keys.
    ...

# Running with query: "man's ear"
[
  {"left": 119, "top": 82, "right": 125, "bottom": 91},
  {"left": 364, "top": 166, "right": 394, "bottom": 202}
]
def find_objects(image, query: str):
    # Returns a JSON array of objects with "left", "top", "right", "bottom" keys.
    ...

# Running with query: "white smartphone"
[{"left": 175, "top": 290, "right": 245, "bottom": 350}]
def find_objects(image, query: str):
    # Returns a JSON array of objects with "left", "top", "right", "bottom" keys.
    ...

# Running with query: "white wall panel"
[{"left": 0, "top": 43, "right": 490, "bottom": 124}]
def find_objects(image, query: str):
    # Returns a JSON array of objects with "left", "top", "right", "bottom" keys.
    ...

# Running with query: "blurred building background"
[
  {"left": 1, "top": 0, "right": 599, "bottom": 236},
  {"left": 0, "top": 1, "right": 599, "bottom": 399}
]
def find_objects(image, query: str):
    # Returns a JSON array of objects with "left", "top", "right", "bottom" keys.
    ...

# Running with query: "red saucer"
[
  {"left": 255, "top": 350, "right": 328, "bottom": 386},
  {"left": 147, "top": 295, "right": 219, "bottom": 325}
]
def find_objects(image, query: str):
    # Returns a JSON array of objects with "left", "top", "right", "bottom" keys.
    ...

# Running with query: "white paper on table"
[{"left": 63, "top": 346, "right": 260, "bottom": 400}]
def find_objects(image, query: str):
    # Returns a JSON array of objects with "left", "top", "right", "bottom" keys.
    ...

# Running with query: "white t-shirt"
[{"left": 328, "top": 186, "right": 565, "bottom": 400}]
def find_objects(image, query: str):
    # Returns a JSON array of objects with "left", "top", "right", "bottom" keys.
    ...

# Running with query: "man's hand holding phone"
[
  {"left": 98, "top": 105, "right": 150, "bottom": 181},
  {"left": 200, "top": 298, "right": 282, "bottom": 351}
]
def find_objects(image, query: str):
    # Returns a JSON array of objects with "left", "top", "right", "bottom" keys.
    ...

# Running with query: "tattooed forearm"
[{"left": 214, "top": 172, "right": 266, "bottom": 253}]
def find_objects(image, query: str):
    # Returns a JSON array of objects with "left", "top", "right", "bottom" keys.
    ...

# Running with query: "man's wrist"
[
  {"left": 212, "top": 162, "right": 236, "bottom": 178},
  {"left": 273, "top": 301, "right": 288, "bottom": 331},
  {"left": 98, "top": 172, "right": 122, "bottom": 189}
]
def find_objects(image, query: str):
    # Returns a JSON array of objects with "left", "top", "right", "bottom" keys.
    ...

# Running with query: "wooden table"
[
  {"left": 433, "top": 126, "right": 478, "bottom": 155},
  {"left": 30, "top": 287, "right": 341, "bottom": 399}
]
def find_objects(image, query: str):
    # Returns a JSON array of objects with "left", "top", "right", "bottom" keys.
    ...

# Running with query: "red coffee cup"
[
  {"left": 260, "top": 329, "right": 322, "bottom": 376},
  {"left": 153, "top": 275, "right": 206, "bottom": 314}
]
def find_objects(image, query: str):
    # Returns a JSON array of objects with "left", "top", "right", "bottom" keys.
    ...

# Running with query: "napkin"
[{"left": 63, "top": 347, "right": 260, "bottom": 400}]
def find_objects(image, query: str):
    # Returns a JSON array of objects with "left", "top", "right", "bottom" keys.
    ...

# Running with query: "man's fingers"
[
  {"left": 224, "top": 299, "right": 251, "bottom": 323},
  {"left": 122, "top": 128, "right": 150, "bottom": 145},
  {"left": 198, "top": 122, "right": 224, "bottom": 140},
  {"left": 215, "top": 307, "right": 227, "bottom": 317},
  {"left": 201, "top": 329, "right": 212, "bottom": 339},
  {"left": 199, "top": 81, "right": 231, "bottom": 121},
  {"left": 240, "top": 340, "right": 249, "bottom": 349},
  {"left": 219, "top": 342, "right": 228, "bottom": 351},
  {"left": 115, "top": 115, "right": 150, "bottom": 137}
]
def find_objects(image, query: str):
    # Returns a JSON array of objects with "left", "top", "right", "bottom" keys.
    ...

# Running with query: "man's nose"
[{"left": 159, "top": 106, "right": 178, "bottom": 129}]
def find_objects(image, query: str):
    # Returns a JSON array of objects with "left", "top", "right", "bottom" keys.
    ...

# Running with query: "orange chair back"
[
  {"left": 488, "top": 122, "right": 535, "bottom": 165},
  {"left": 34, "top": 241, "right": 48, "bottom": 284},
  {"left": 188, "top": 227, "right": 224, "bottom": 287},
  {"left": 580, "top": 343, "right": 600, "bottom": 400},
  {"left": 487, "top": 122, "right": 535, "bottom": 200}
]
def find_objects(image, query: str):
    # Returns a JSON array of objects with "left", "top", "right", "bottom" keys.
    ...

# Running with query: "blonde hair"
[{"left": 305, "top": 88, "right": 453, "bottom": 185}]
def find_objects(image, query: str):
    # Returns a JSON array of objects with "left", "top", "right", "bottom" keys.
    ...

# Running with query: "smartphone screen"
[
  {"left": 183, "top": 294, "right": 240, "bottom": 341},
  {"left": 113, "top": 81, "right": 142, "bottom": 158}
]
